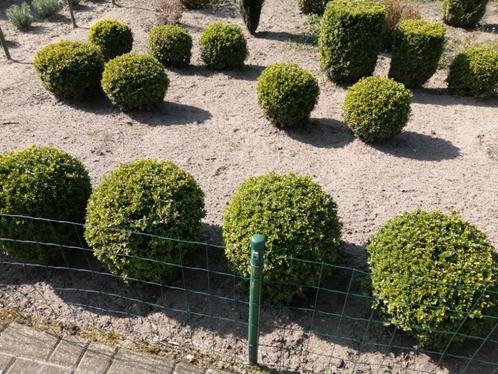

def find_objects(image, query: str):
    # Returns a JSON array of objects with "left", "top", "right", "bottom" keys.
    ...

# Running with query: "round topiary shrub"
[
  {"left": 443, "top": 0, "right": 489, "bottom": 29},
  {"left": 0, "top": 146, "right": 91, "bottom": 264},
  {"left": 199, "top": 22, "right": 248, "bottom": 69},
  {"left": 85, "top": 160, "right": 205, "bottom": 284},
  {"left": 101, "top": 53, "right": 169, "bottom": 111},
  {"left": 148, "top": 25, "right": 192, "bottom": 68},
  {"left": 342, "top": 76, "right": 412, "bottom": 143},
  {"left": 34, "top": 40, "right": 105, "bottom": 100},
  {"left": 256, "top": 63, "right": 320, "bottom": 128},
  {"left": 389, "top": 19, "right": 446, "bottom": 88},
  {"left": 319, "top": 0, "right": 385, "bottom": 84},
  {"left": 367, "top": 210, "right": 497, "bottom": 349},
  {"left": 447, "top": 47, "right": 498, "bottom": 98},
  {"left": 223, "top": 173, "right": 342, "bottom": 303},
  {"left": 88, "top": 18, "right": 133, "bottom": 60}
]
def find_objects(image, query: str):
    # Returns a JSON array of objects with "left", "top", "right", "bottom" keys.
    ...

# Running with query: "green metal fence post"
[
  {"left": 248, "top": 234, "right": 265, "bottom": 365},
  {"left": 0, "top": 26, "right": 11, "bottom": 60},
  {"left": 67, "top": 0, "right": 77, "bottom": 28}
]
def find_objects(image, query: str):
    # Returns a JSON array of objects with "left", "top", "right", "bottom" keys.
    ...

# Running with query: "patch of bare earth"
[{"left": 0, "top": 0, "right": 497, "bottom": 373}]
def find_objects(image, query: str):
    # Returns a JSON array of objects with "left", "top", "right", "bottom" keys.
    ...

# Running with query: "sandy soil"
[{"left": 1, "top": 0, "right": 498, "bottom": 373}]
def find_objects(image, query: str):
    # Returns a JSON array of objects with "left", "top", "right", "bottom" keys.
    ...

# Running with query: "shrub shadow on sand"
[
  {"left": 373, "top": 131, "right": 460, "bottom": 161},
  {"left": 286, "top": 118, "right": 354, "bottom": 149}
]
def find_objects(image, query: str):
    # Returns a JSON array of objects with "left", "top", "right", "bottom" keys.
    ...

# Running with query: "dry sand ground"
[{"left": 1, "top": 0, "right": 498, "bottom": 373}]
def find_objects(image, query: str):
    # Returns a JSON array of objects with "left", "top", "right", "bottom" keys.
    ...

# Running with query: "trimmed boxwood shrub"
[
  {"left": 297, "top": 0, "right": 329, "bottom": 15},
  {"left": 380, "top": 0, "right": 421, "bottom": 51},
  {"left": 101, "top": 53, "right": 169, "bottom": 111},
  {"left": 256, "top": 63, "right": 319, "bottom": 128},
  {"left": 0, "top": 146, "right": 91, "bottom": 264},
  {"left": 88, "top": 19, "right": 133, "bottom": 61},
  {"left": 34, "top": 40, "right": 105, "bottom": 100},
  {"left": 367, "top": 210, "right": 497, "bottom": 349},
  {"left": 343, "top": 76, "right": 412, "bottom": 143},
  {"left": 223, "top": 173, "right": 342, "bottom": 303},
  {"left": 447, "top": 47, "right": 498, "bottom": 98},
  {"left": 443, "top": 0, "right": 489, "bottom": 29},
  {"left": 148, "top": 25, "right": 192, "bottom": 67},
  {"left": 199, "top": 22, "right": 248, "bottom": 69},
  {"left": 85, "top": 160, "right": 205, "bottom": 284},
  {"left": 319, "top": 0, "right": 385, "bottom": 84},
  {"left": 389, "top": 19, "right": 446, "bottom": 88},
  {"left": 240, "top": 0, "right": 264, "bottom": 34}
]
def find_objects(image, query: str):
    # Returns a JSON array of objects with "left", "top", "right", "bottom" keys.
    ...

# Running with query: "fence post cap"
[{"left": 250, "top": 234, "right": 265, "bottom": 246}]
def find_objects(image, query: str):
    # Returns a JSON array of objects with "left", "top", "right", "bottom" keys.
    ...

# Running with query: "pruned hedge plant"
[
  {"left": 199, "top": 22, "right": 248, "bottom": 69},
  {"left": 319, "top": 0, "right": 385, "bottom": 84},
  {"left": 85, "top": 160, "right": 205, "bottom": 284},
  {"left": 447, "top": 47, "right": 498, "bottom": 98},
  {"left": 101, "top": 53, "right": 169, "bottom": 111},
  {"left": 88, "top": 19, "right": 133, "bottom": 61},
  {"left": 443, "top": 0, "right": 489, "bottom": 29},
  {"left": 342, "top": 76, "right": 412, "bottom": 143},
  {"left": 367, "top": 210, "right": 497, "bottom": 349},
  {"left": 148, "top": 25, "right": 192, "bottom": 67},
  {"left": 0, "top": 146, "right": 91, "bottom": 264},
  {"left": 256, "top": 63, "right": 319, "bottom": 128},
  {"left": 34, "top": 40, "right": 105, "bottom": 100},
  {"left": 240, "top": 0, "right": 265, "bottom": 34},
  {"left": 223, "top": 173, "right": 342, "bottom": 303},
  {"left": 389, "top": 19, "right": 446, "bottom": 88}
]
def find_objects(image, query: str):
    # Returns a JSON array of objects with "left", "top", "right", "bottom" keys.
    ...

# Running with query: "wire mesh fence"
[{"left": 0, "top": 213, "right": 497, "bottom": 373}]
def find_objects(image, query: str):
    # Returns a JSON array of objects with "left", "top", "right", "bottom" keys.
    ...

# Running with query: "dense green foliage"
[
  {"left": 199, "top": 22, "right": 247, "bottom": 69},
  {"left": 447, "top": 47, "right": 498, "bottom": 98},
  {"left": 380, "top": 0, "right": 420, "bottom": 50},
  {"left": 256, "top": 63, "right": 319, "bottom": 128},
  {"left": 389, "top": 19, "right": 446, "bottom": 88},
  {"left": 297, "top": 0, "right": 330, "bottom": 15},
  {"left": 0, "top": 146, "right": 91, "bottom": 264},
  {"left": 319, "top": 0, "right": 385, "bottom": 84},
  {"left": 34, "top": 40, "right": 105, "bottom": 100},
  {"left": 6, "top": 3, "right": 33, "bottom": 30},
  {"left": 32, "top": 0, "right": 61, "bottom": 17},
  {"left": 101, "top": 53, "right": 169, "bottom": 111},
  {"left": 343, "top": 76, "right": 412, "bottom": 142},
  {"left": 223, "top": 173, "right": 342, "bottom": 303},
  {"left": 240, "top": 0, "right": 264, "bottom": 34},
  {"left": 443, "top": 0, "right": 489, "bottom": 29},
  {"left": 148, "top": 25, "right": 192, "bottom": 67},
  {"left": 85, "top": 160, "right": 205, "bottom": 284},
  {"left": 88, "top": 19, "right": 133, "bottom": 60},
  {"left": 367, "top": 210, "right": 497, "bottom": 349}
]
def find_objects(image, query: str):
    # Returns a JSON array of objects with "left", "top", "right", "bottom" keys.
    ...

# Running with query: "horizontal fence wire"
[{"left": 0, "top": 213, "right": 497, "bottom": 373}]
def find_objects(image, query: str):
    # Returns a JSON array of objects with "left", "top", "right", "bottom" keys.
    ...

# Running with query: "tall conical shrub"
[{"left": 240, "top": 0, "right": 264, "bottom": 34}]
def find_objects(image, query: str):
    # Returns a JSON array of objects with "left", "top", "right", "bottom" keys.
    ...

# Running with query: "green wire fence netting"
[{"left": 0, "top": 213, "right": 496, "bottom": 373}]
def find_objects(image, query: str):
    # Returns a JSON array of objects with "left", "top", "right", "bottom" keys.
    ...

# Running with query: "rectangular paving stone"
[
  {"left": 74, "top": 342, "right": 115, "bottom": 374},
  {"left": 174, "top": 362, "right": 204, "bottom": 374},
  {"left": 0, "top": 323, "right": 59, "bottom": 361},
  {"left": 107, "top": 349, "right": 174, "bottom": 374},
  {"left": 0, "top": 352, "right": 14, "bottom": 372},
  {"left": 7, "top": 358, "right": 68, "bottom": 374},
  {"left": 49, "top": 335, "right": 87, "bottom": 369}
]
